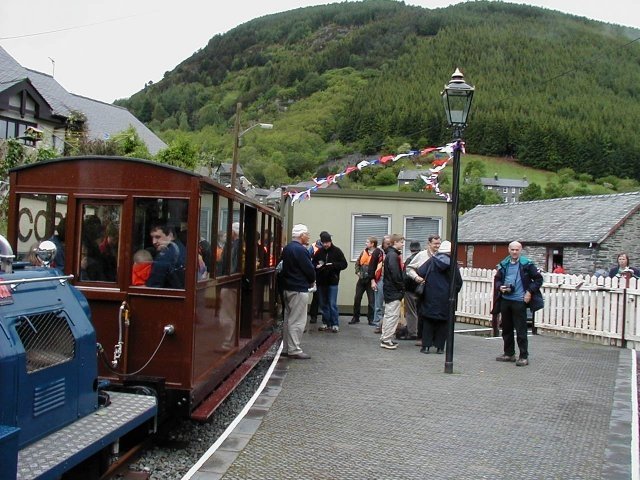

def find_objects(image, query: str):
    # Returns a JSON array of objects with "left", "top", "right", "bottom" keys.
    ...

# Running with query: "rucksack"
[
  {"left": 374, "top": 249, "right": 384, "bottom": 282},
  {"left": 355, "top": 249, "right": 373, "bottom": 279}
]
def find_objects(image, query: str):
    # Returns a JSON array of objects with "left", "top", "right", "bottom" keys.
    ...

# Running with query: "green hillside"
[{"left": 116, "top": 0, "right": 640, "bottom": 189}]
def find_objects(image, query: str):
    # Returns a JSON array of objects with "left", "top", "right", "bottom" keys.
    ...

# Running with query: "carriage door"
[{"left": 240, "top": 206, "right": 257, "bottom": 338}]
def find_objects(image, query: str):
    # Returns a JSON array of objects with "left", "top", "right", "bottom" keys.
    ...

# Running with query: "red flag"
[{"left": 420, "top": 147, "right": 438, "bottom": 156}]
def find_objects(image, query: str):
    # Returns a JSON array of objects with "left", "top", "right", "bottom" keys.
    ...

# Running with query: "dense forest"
[{"left": 116, "top": 0, "right": 640, "bottom": 187}]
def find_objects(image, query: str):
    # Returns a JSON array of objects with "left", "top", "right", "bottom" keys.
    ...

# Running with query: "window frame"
[
  {"left": 403, "top": 216, "right": 442, "bottom": 258},
  {"left": 350, "top": 214, "right": 391, "bottom": 261}
]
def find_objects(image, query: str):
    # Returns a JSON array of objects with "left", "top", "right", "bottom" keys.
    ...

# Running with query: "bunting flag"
[{"left": 285, "top": 141, "right": 464, "bottom": 204}]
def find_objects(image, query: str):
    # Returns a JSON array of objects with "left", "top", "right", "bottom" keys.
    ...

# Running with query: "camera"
[{"left": 501, "top": 283, "right": 514, "bottom": 293}]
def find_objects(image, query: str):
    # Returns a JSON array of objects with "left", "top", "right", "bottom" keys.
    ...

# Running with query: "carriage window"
[
  {"left": 216, "top": 200, "right": 243, "bottom": 276},
  {"left": 79, "top": 203, "right": 121, "bottom": 282},
  {"left": 198, "top": 193, "right": 215, "bottom": 281},
  {"left": 132, "top": 198, "right": 188, "bottom": 289},
  {"left": 257, "top": 213, "right": 274, "bottom": 268},
  {"left": 17, "top": 194, "right": 67, "bottom": 269},
  {"left": 232, "top": 202, "right": 243, "bottom": 274},
  {"left": 266, "top": 216, "right": 276, "bottom": 267}
]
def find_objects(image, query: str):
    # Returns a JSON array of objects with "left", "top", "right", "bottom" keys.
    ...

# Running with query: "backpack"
[
  {"left": 355, "top": 249, "right": 372, "bottom": 279},
  {"left": 374, "top": 249, "right": 385, "bottom": 282}
]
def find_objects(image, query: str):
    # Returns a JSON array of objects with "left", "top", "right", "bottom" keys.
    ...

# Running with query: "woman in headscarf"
[{"left": 416, "top": 240, "right": 463, "bottom": 354}]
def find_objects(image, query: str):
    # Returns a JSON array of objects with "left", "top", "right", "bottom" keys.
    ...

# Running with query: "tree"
[
  {"left": 263, "top": 162, "right": 290, "bottom": 187},
  {"left": 374, "top": 168, "right": 397, "bottom": 186},
  {"left": 463, "top": 158, "right": 486, "bottom": 178},
  {"left": 519, "top": 182, "right": 544, "bottom": 201},
  {"left": 544, "top": 178, "right": 570, "bottom": 199},
  {"left": 112, "top": 127, "right": 151, "bottom": 158},
  {"left": 459, "top": 181, "right": 487, "bottom": 213},
  {"left": 459, "top": 178, "right": 502, "bottom": 213},
  {"left": 156, "top": 138, "right": 198, "bottom": 170}
]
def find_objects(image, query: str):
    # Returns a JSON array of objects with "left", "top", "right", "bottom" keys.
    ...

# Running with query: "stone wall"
[
  {"left": 562, "top": 247, "right": 598, "bottom": 275},
  {"left": 522, "top": 245, "right": 546, "bottom": 269},
  {"left": 595, "top": 209, "right": 640, "bottom": 271},
  {"left": 523, "top": 245, "right": 598, "bottom": 275}
]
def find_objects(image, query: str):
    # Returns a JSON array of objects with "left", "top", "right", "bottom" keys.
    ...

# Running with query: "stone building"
[{"left": 457, "top": 192, "right": 640, "bottom": 275}]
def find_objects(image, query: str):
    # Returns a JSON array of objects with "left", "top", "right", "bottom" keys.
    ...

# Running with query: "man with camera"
[{"left": 494, "top": 241, "right": 543, "bottom": 367}]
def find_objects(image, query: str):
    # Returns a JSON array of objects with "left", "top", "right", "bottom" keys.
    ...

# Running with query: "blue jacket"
[
  {"left": 417, "top": 253, "right": 462, "bottom": 321},
  {"left": 147, "top": 240, "right": 186, "bottom": 289},
  {"left": 281, "top": 240, "right": 315, "bottom": 292}
]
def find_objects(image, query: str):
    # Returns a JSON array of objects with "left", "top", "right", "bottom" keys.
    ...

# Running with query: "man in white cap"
[{"left": 280, "top": 224, "right": 316, "bottom": 359}]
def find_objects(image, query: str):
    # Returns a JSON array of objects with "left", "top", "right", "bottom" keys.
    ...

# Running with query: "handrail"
[{"left": 0, "top": 274, "right": 74, "bottom": 291}]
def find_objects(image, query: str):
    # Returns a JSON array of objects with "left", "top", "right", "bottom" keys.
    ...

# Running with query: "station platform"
[{"left": 185, "top": 318, "right": 636, "bottom": 479}]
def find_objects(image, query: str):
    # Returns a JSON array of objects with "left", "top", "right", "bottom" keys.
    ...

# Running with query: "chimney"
[{"left": 494, "top": 173, "right": 498, "bottom": 180}]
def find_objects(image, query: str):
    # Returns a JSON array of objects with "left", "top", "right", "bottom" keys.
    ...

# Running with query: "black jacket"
[
  {"left": 312, "top": 244, "right": 348, "bottom": 286},
  {"left": 417, "top": 253, "right": 462, "bottom": 321},
  {"left": 383, "top": 246, "right": 404, "bottom": 302},
  {"left": 492, "top": 255, "right": 543, "bottom": 313},
  {"left": 609, "top": 266, "right": 640, "bottom": 278}
]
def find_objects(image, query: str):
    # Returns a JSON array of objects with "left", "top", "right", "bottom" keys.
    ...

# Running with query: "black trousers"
[
  {"left": 421, "top": 316, "right": 447, "bottom": 350},
  {"left": 309, "top": 290, "right": 319, "bottom": 321},
  {"left": 352, "top": 277, "right": 374, "bottom": 322},
  {"left": 500, "top": 298, "right": 529, "bottom": 359}
]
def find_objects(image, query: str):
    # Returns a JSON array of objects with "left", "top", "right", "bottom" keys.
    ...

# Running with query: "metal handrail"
[{"left": 0, "top": 274, "right": 75, "bottom": 291}]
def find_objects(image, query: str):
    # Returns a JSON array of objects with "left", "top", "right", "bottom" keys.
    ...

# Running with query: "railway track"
[{"left": 120, "top": 341, "right": 280, "bottom": 479}]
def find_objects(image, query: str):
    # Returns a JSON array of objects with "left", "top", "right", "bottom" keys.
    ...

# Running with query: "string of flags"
[{"left": 286, "top": 140, "right": 465, "bottom": 204}]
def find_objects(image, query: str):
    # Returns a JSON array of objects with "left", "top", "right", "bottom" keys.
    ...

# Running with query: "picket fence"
[{"left": 456, "top": 267, "right": 640, "bottom": 348}]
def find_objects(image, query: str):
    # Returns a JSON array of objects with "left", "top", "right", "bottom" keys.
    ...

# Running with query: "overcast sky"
[{"left": 1, "top": 0, "right": 638, "bottom": 104}]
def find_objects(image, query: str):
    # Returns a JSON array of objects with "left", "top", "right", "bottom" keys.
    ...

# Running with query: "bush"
[
  {"left": 374, "top": 168, "right": 397, "bottom": 186},
  {"left": 595, "top": 175, "right": 620, "bottom": 190}
]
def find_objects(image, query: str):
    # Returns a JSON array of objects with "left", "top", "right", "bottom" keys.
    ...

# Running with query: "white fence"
[{"left": 457, "top": 267, "right": 640, "bottom": 348}]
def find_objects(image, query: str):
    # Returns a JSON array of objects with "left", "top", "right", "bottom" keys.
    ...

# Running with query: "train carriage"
[{"left": 7, "top": 156, "right": 282, "bottom": 419}]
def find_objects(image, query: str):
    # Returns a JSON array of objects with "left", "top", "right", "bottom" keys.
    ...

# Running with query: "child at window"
[{"left": 132, "top": 249, "right": 153, "bottom": 285}]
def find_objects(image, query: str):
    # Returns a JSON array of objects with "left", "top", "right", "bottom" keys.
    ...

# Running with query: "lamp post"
[
  {"left": 230, "top": 102, "right": 274, "bottom": 191},
  {"left": 440, "top": 68, "right": 475, "bottom": 374}
]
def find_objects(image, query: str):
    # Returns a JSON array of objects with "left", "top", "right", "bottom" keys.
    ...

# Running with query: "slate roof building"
[
  {"left": 0, "top": 46, "right": 165, "bottom": 154},
  {"left": 480, "top": 175, "right": 529, "bottom": 202},
  {"left": 458, "top": 192, "right": 640, "bottom": 275},
  {"left": 397, "top": 169, "right": 429, "bottom": 188},
  {"left": 211, "top": 163, "right": 245, "bottom": 187}
]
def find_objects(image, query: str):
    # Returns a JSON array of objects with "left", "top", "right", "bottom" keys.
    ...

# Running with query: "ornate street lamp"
[
  {"left": 441, "top": 68, "right": 475, "bottom": 374},
  {"left": 230, "top": 102, "right": 273, "bottom": 191}
]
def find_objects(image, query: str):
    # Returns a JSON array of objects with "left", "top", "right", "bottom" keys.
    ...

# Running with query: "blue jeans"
[
  {"left": 373, "top": 277, "right": 385, "bottom": 326},
  {"left": 319, "top": 284, "right": 339, "bottom": 327}
]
